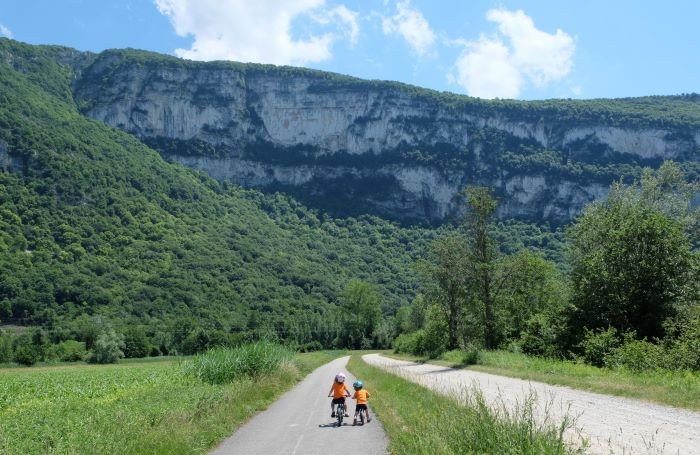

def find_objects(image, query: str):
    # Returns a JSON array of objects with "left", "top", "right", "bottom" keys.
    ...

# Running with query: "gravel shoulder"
[
  {"left": 363, "top": 353, "right": 700, "bottom": 455},
  {"left": 210, "top": 356, "right": 388, "bottom": 455}
]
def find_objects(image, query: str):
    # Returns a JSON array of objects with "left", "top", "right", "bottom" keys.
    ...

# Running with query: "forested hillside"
[
  {"left": 0, "top": 39, "right": 440, "bottom": 353},
  {"left": 1, "top": 39, "right": 695, "bottom": 369}
]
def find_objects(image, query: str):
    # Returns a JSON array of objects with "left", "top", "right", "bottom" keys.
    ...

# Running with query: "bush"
[
  {"left": 393, "top": 330, "right": 426, "bottom": 356},
  {"left": 605, "top": 337, "right": 663, "bottom": 372},
  {"left": 86, "top": 329, "right": 125, "bottom": 364},
  {"left": 182, "top": 341, "right": 294, "bottom": 384},
  {"left": 519, "top": 313, "right": 563, "bottom": 358},
  {"left": 123, "top": 327, "right": 150, "bottom": 358},
  {"left": 578, "top": 327, "right": 620, "bottom": 367},
  {"left": 460, "top": 344, "right": 481, "bottom": 365},
  {"left": 12, "top": 333, "right": 41, "bottom": 366},
  {"left": 47, "top": 340, "right": 87, "bottom": 362},
  {"left": 423, "top": 306, "right": 448, "bottom": 359}
]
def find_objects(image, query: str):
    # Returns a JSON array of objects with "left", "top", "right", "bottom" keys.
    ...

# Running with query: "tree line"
[{"left": 395, "top": 161, "right": 699, "bottom": 372}]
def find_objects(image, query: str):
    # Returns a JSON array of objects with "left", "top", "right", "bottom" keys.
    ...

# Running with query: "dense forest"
[{"left": 0, "top": 39, "right": 697, "bottom": 372}]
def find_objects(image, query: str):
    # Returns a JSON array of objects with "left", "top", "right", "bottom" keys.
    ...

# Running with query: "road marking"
[{"left": 291, "top": 435, "right": 304, "bottom": 455}]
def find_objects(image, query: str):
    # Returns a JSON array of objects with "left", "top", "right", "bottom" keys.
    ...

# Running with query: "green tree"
[
  {"left": 340, "top": 279, "right": 381, "bottom": 348},
  {"left": 496, "top": 250, "right": 569, "bottom": 343},
  {"left": 568, "top": 169, "right": 693, "bottom": 340},
  {"left": 123, "top": 327, "right": 150, "bottom": 358},
  {"left": 86, "top": 329, "right": 125, "bottom": 364},
  {"left": 464, "top": 187, "right": 501, "bottom": 349},
  {"left": 419, "top": 234, "right": 469, "bottom": 349}
]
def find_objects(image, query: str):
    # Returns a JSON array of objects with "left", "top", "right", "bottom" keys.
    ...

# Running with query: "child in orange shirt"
[
  {"left": 352, "top": 380, "right": 371, "bottom": 425},
  {"left": 327, "top": 372, "right": 351, "bottom": 418}
]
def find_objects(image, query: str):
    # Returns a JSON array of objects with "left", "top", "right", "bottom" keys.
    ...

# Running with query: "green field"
[
  {"left": 0, "top": 351, "right": 342, "bottom": 454},
  {"left": 388, "top": 350, "right": 700, "bottom": 411}
]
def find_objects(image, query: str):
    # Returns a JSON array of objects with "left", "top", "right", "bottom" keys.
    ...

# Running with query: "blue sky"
[{"left": 1, "top": 0, "right": 698, "bottom": 100}]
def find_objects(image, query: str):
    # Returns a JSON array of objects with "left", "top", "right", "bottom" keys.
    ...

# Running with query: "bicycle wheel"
[
  {"left": 336, "top": 403, "right": 344, "bottom": 426},
  {"left": 359, "top": 411, "right": 365, "bottom": 425}
]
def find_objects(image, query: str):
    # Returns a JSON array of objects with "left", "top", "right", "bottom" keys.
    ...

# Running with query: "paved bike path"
[{"left": 210, "top": 356, "right": 389, "bottom": 454}]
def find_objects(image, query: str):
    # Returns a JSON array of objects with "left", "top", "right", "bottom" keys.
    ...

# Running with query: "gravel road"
[
  {"left": 362, "top": 353, "right": 700, "bottom": 455},
  {"left": 210, "top": 356, "right": 388, "bottom": 454}
]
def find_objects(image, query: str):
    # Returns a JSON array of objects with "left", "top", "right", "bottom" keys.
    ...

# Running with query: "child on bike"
[
  {"left": 327, "top": 372, "right": 351, "bottom": 418},
  {"left": 352, "top": 380, "right": 371, "bottom": 425}
]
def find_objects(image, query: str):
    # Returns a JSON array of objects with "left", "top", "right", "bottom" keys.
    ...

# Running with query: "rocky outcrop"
[
  {"left": 0, "top": 140, "right": 23, "bottom": 173},
  {"left": 72, "top": 50, "right": 700, "bottom": 224}
]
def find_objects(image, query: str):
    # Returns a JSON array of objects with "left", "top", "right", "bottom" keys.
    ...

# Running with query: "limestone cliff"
[{"left": 71, "top": 49, "right": 700, "bottom": 224}]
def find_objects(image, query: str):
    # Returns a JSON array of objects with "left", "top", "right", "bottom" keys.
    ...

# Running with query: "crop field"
[{"left": 0, "top": 351, "right": 341, "bottom": 454}]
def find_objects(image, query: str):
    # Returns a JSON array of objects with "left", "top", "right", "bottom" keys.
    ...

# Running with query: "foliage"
[
  {"left": 0, "top": 38, "right": 436, "bottom": 353},
  {"left": 578, "top": 328, "right": 621, "bottom": 368},
  {"left": 182, "top": 341, "right": 294, "bottom": 384},
  {"left": 86, "top": 329, "right": 125, "bottom": 364},
  {"left": 46, "top": 339, "right": 86, "bottom": 362},
  {"left": 417, "top": 233, "right": 469, "bottom": 349},
  {"left": 568, "top": 163, "right": 695, "bottom": 341},
  {"left": 604, "top": 335, "right": 663, "bottom": 372},
  {"left": 338, "top": 279, "right": 382, "bottom": 349}
]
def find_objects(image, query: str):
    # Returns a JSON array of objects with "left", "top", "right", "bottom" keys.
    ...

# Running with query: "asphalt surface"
[
  {"left": 210, "top": 356, "right": 389, "bottom": 455},
  {"left": 364, "top": 353, "right": 700, "bottom": 455}
]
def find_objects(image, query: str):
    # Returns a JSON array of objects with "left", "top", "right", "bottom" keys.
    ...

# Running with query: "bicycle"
[{"left": 335, "top": 400, "right": 346, "bottom": 427}]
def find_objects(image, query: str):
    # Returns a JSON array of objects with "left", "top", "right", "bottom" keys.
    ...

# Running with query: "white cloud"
[
  {"left": 155, "top": 0, "right": 359, "bottom": 65},
  {"left": 382, "top": 0, "right": 435, "bottom": 56},
  {"left": 451, "top": 8, "right": 575, "bottom": 99},
  {"left": 0, "top": 24, "right": 12, "bottom": 39}
]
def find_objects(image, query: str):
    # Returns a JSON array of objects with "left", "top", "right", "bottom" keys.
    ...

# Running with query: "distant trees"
[
  {"left": 86, "top": 329, "right": 125, "bottom": 364},
  {"left": 339, "top": 279, "right": 382, "bottom": 349}
]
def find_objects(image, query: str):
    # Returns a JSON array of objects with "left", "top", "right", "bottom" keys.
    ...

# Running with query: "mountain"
[
  {"left": 67, "top": 48, "right": 700, "bottom": 224},
  {"left": 0, "top": 38, "right": 444, "bottom": 346}
]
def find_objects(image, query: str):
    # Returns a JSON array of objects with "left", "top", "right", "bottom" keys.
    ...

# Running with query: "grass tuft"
[{"left": 182, "top": 341, "right": 295, "bottom": 384}]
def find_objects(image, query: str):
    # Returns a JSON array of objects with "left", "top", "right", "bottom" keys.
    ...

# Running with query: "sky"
[{"left": 1, "top": 0, "right": 698, "bottom": 100}]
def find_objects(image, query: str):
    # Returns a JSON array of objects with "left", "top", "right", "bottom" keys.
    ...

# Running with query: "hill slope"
[{"left": 0, "top": 39, "right": 436, "bottom": 347}]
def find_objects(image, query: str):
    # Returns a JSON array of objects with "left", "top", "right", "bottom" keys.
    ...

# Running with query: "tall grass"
[
  {"left": 182, "top": 341, "right": 295, "bottom": 384},
  {"left": 348, "top": 356, "right": 585, "bottom": 454}
]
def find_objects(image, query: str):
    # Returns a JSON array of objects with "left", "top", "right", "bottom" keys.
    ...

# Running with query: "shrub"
[
  {"left": 461, "top": 344, "right": 481, "bottom": 365},
  {"left": 393, "top": 330, "right": 426, "bottom": 356},
  {"left": 123, "top": 327, "right": 150, "bottom": 358},
  {"left": 12, "top": 333, "right": 41, "bottom": 366},
  {"left": 423, "top": 306, "right": 448, "bottom": 359},
  {"left": 578, "top": 327, "right": 620, "bottom": 367},
  {"left": 86, "top": 329, "right": 125, "bottom": 364},
  {"left": 182, "top": 341, "right": 294, "bottom": 384},
  {"left": 605, "top": 337, "right": 663, "bottom": 372},
  {"left": 47, "top": 340, "right": 87, "bottom": 362},
  {"left": 519, "top": 313, "right": 562, "bottom": 358}
]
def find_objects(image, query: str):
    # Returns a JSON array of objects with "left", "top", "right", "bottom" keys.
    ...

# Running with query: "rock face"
[
  {"left": 0, "top": 140, "right": 23, "bottom": 173},
  {"left": 72, "top": 50, "right": 700, "bottom": 224}
]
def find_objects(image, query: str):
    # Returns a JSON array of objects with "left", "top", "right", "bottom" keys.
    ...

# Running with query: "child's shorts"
[
  {"left": 332, "top": 397, "right": 346, "bottom": 405},
  {"left": 355, "top": 404, "right": 368, "bottom": 412}
]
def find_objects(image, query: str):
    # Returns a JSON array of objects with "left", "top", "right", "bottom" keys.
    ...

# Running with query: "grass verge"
[
  {"left": 0, "top": 349, "right": 343, "bottom": 454},
  {"left": 346, "top": 356, "right": 585, "bottom": 455},
  {"left": 388, "top": 350, "right": 700, "bottom": 411}
]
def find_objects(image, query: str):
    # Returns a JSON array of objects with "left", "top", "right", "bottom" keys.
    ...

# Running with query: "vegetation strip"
[
  {"left": 346, "top": 355, "right": 584, "bottom": 455},
  {"left": 0, "top": 349, "right": 343, "bottom": 454},
  {"left": 387, "top": 350, "right": 700, "bottom": 411}
]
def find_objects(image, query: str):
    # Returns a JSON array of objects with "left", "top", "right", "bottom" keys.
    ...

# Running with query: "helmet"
[
  {"left": 335, "top": 373, "right": 346, "bottom": 383},
  {"left": 353, "top": 380, "right": 363, "bottom": 389}
]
